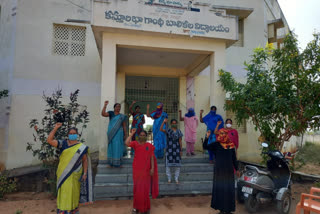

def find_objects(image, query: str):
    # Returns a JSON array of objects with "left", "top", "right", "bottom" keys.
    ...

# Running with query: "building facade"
[{"left": 0, "top": 0, "right": 289, "bottom": 169}]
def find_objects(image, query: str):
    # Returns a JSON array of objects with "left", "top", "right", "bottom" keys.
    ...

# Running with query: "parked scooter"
[{"left": 237, "top": 143, "right": 292, "bottom": 214}]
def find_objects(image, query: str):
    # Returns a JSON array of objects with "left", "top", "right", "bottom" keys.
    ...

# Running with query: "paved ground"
[{"left": 0, "top": 193, "right": 299, "bottom": 214}]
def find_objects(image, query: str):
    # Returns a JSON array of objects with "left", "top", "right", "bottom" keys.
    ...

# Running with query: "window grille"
[
  {"left": 125, "top": 76, "right": 179, "bottom": 125},
  {"left": 233, "top": 19, "right": 244, "bottom": 47},
  {"left": 52, "top": 24, "right": 86, "bottom": 56}
]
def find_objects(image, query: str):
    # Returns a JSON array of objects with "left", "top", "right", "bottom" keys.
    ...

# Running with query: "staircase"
[{"left": 94, "top": 153, "right": 213, "bottom": 200}]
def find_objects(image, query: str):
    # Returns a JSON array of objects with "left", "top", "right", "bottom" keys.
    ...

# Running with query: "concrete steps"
[
  {"left": 94, "top": 181, "right": 213, "bottom": 199},
  {"left": 95, "top": 172, "right": 214, "bottom": 183},
  {"left": 94, "top": 154, "right": 214, "bottom": 200}
]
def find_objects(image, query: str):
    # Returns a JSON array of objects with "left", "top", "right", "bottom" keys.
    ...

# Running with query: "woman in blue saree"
[
  {"left": 147, "top": 102, "right": 168, "bottom": 159},
  {"left": 101, "top": 101, "right": 127, "bottom": 167},
  {"left": 47, "top": 123, "right": 93, "bottom": 214}
]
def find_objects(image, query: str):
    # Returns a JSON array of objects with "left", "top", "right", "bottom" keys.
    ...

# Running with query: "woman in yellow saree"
[{"left": 47, "top": 123, "right": 93, "bottom": 214}]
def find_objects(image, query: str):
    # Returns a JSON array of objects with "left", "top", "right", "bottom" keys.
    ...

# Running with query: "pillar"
[
  {"left": 99, "top": 33, "right": 117, "bottom": 160},
  {"left": 210, "top": 51, "right": 226, "bottom": 120},
  {"left": 179, "top": 76, "right": 187, "bottom": 148}
]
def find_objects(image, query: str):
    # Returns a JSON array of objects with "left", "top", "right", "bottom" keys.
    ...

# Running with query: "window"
[
  {"left": 233, "top": 19, "right": 244, "bottom": 47},
  {"left": 52, "top": 24, "right": 86, "bottom": 56},
  {"left": 226, "top": 109, "right": 247, "bottom": 133}
]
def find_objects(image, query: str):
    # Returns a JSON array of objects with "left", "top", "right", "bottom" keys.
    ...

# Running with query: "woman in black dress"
[{"left": 203, "top": 127, "right": 239, "bottom": 214}]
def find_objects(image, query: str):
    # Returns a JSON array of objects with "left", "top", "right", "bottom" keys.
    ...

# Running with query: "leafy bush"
[
  {"left": 0, "top": 171, "right": 17, "bottom": 199},
  {"left": 26, "top": 89, "right": 90, "bottom": 194},
  {"left": 218, "top": 33, "right": 320, "bottom": 151}
]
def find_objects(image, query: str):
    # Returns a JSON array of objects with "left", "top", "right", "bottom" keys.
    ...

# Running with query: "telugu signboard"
[{"left": 93, "top": 0, "right": 237, "bottom": 40}]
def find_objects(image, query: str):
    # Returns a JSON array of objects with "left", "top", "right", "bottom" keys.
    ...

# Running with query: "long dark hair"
[
  {"left": 225, "top": 118, "right": 232, "bottom": 124},
  {"left": 114, "top": 103, "right": 121, "bottom": 109},
  {"left": 68, "top": 127, "right": 78, "bottom": 134},
  {"left": 139, "top": 130, "right": 148, "bottom": 136}
]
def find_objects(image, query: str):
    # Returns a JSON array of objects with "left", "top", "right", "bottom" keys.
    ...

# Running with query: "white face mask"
[{"left": 226, "top": 124, "right": 232, "bottom": 128}]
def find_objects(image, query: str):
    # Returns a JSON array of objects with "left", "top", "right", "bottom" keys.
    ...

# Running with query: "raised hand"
[
  {"left": 147, "top": 104, "right": 150, "bottom": 109},
  {"left": 206, "top": 130, "right": 211, "bottom": 138},
  {"left": 200, "top": 109, "right": 204, "bottom": 114},
  {"left": 55, "top": 123, "right": 63, "bottom": 129},
  {"left": 104, "top": 100, "right": 109, "bottom": 106},
  {"left": 132, "top": 100, "right": 137, "bottom": 104},
  {"left": 164, "top": 118, "right": 168, "bottom": 123},
  {"left": 130, "top": 128, "right": 137, "bottom": 136},
  {"left": 217, "top": 120, "right": 222, "bottom": 126},
  {"left": 179, "top": 110, "right": 182, "bottom": 113}
]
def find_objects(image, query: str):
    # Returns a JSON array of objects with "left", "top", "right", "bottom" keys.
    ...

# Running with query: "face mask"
[
  {"left": 68, "top": 134, "right": 78, "bottom": 141},
  {"left": 210, "top": 110, "right": 216, "bottom": 115},
  {"left": 226, "top": 124, "right": 232, "bottom": 128},
  {"left": 171, "top": 124, "right": 178, "bottom": 128},
  {"left": 139, "top": 136, "right": 147, "bottom": 142}
]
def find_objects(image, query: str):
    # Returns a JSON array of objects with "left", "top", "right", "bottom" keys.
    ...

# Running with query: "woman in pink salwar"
[{"left": 179, "top": 108, "right": 199, "bottom": 156}]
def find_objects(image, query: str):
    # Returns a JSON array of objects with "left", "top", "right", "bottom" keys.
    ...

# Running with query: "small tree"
[
  {"left": 218, "top": 33, "right": 320, "bottom": 150},
  {"left": 26, "top": 89, "right": 89, "bottom": 193}
]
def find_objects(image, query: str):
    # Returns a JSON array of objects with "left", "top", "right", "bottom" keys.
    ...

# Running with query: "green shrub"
[
  {"left": 26, "top": 89, "right": 90, "bottom": 195},
  {"left": 0, "top": 171, "right": 17, "bottom": 199}
]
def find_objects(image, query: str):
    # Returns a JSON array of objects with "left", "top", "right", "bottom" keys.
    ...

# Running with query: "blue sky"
[{"left": 278, "top": 0, "right": 320, "bottom": 50}]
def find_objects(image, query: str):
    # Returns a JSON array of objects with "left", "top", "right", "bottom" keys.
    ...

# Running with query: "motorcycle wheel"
[
  {"left": 276, "top": 192, "right": 291, "bottom": 214},
  {"left": 244, "top": 195, "right": 260, "bottom": 213}
]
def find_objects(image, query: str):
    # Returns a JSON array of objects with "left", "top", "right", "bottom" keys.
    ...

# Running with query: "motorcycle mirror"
[{"left": 262, "top": 142, "right": 268, "bottom": 148}]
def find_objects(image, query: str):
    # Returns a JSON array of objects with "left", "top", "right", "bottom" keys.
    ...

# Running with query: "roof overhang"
[
  {"left": 211, "top": 5, "right": 254, "bottom": 19},
  {"left": 268, "top": 19, "right": 285, "bottom": 29},
  {"left": 268, "top": 18, "right": 285, "bottom": 43}
]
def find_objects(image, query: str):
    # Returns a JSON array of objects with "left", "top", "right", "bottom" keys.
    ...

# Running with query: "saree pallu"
[
  {"left": 130, "top": 141, "right": 159, "bottom": 213},
  {"left": 216, "top": 128, "right": 235, "bottom": 150},
  {"left": 56, "top": 143, "right": 93, "bottom": 214},
  {"left": 107, "top": 113, "right": 126, "bottom": 167},
  {"left": 131, "top": 113, "right": 144, "bottom": 141},
  {"left": 151, "top": 111, "right": 168, "bottom": 158}
]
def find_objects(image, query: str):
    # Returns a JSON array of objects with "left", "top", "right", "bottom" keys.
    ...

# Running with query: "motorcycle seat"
[{"left": 246, "top": 165, "right": 271, "bottom": 176}]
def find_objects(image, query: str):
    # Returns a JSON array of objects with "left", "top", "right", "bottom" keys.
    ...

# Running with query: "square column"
[
  {"left": 99, "top": 34, "right": 117, "bottom": 160},
  {"left": 179, "top": 76, "right": 187, "bottom": 148},
  {"left": 210, "top": 52, "right": 226, "bottom": 120}
]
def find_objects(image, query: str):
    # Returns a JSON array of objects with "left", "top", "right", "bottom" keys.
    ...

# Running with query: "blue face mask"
[
  {"left": 210, "top": 110, "right": 216, "bottom": 115},
  {"left": 68, "top": 134, "right": 78, "bottom": 141}
]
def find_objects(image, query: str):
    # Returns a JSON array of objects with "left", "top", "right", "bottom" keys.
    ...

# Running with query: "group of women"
[{"left": 46, "top": 100, "right": 240, "bottom": 214}]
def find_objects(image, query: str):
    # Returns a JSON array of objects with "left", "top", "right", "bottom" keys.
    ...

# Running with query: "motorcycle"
[{"left": 237, "top": 143, "right": 292, "bottom": 214}]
